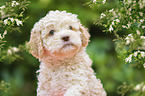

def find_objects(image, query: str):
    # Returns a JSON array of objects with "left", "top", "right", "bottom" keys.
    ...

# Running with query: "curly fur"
[{"left": 28, "top": 10, "right": 107, "bottom": 96}]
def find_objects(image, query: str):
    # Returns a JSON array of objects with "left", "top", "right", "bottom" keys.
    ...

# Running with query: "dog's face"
[
  {"left": 28, "top": 10, "right": 90, "bottom": 60},
  {"left": 42, "top": 18, "right": 82, "bottom": 59}
]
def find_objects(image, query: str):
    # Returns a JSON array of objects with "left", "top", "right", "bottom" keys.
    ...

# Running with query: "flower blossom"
[
  {"left": 12, "top": 47, "right": 20, "bottom": 52},
  {"left": 100, "top": 12, "right": 106, "bottom": 19},
  {"left": 11, "top": 1, "right": 20, "bottom": 7},
  {"left": 139, "top": 0, "right": 145, "bottom": 9},
  {"left": 4, "top": 19, "right": 8, "bottom": 25},
  {"left": 3, "top": 18, "right": 23, "bottom": 26},
  {"left": 109, "top": 8, "right": 114, "bottom": 12},
  {"left": 134, "top": 82, "right": 145, "bottom": 92},
  {"left": 142, "top": 26, "right": 145, "bottom": 29},
  {"left": 15, "top": 19, "right": 23, "bottom": 26},
  {"left": 7, "top": 47, "right": 20, "bottom": 55},
  {"left": 140, "top": 51, "right": 145, "bottom": 58},
  {"left": 136, "top": 30, "right": 140, "bottom": 35},
  {"left": 125, "top": 34, "right": 134, "bottom": 45},
  {"left": 0, "top": 30, "right": 7, "bottom": 39},
  {"left": 125, "top": 54, "right": 132, "bottom": 63},
  {"left": 111, "top": 19, "right": 120, "bottom": 25},
  {"left": 122, "top": 22, "right": 131, "bottom": 29},
  {"left": 0, "top": 5, "right": 5, "bottom": 9},
  {"left": 93, "top": 0, "right": 96, "bottom": 3},
  {"left": 7, "top": 49, "right": 12, "bottom": 55},
  {"left": 102, "top": 0, "right": 106, "bottom": 4},
  {"left": 125, "top": 51, "right": 145, "bottom": 67},
  {"left": 140, "top": 36, "right": 145, "bottom": 40},
  {"left": 9, "top": 17, "right": 14, "bottom": 22},
  {"left": 109, "top": 25, "right": 113, "bottom": 32}
]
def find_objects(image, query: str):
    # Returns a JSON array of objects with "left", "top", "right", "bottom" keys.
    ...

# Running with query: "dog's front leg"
[{"left": 64, "top": 84, "right": 87, "bottom": 96}]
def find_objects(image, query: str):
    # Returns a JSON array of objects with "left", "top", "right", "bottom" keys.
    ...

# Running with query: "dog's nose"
[{"left": 62, "top": 36, "right": 70, "bottom": 42}]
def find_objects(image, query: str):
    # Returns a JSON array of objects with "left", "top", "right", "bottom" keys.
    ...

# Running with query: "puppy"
[{"left": 28, "top": 10, "right": 106, "bottom": 96}]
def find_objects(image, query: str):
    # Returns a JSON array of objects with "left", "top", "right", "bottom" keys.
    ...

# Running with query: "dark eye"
[
  {"left": 69, "top": 26, "right": 73, "bottom": 30},
  {"left": 49, "top": 30, "right": 54, "bottom": 36}
]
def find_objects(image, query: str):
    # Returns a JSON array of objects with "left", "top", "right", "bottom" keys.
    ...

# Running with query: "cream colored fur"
[{"left": 28, "top": 10, "right": 107, "bottom": 96}]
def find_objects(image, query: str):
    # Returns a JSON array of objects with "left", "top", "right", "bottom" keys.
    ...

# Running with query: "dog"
[{"left": 28, "top": 10, "right": 106, "bottom": 96}]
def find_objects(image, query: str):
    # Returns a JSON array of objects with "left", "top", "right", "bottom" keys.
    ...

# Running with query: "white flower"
[
  {"left": 127, "top": 23, "right": 131, "bottom": 28},
  {"left": 122, "top": 23, "right": 131, "bottom": 29},
  {"left": 134, "top": 51, "right": 138, "bottom": 57},
  {"left": 143, "top": 85, "right": 145, "bottom": 91},
  {"left": 4, "top": 18, "right": 23, "bottom": 26},
  {"left": 143, "top": 63, "right": 145, "bottom": 68},
  {"left": 134, "top": 84, "right": 141, "bottom": 91},
  {"left": 7, "top": 47, "right": 20, "bottom": 55},
  {"left": 112, "top": 19, "right": 120, "bottom": 25},
  {"left": 109, "top": 8, "right": 114, "bottom": 12},
  {"left": 4, "top": 19, "right": 8, "bottom": 25},
  {"left": 11, "top": 1, "right": 20, "bottom": 7},
  {"left": 140, "top": 19, "right": 144, "bottom": 22},
  {"left": 125, "top": 54, "right": 132, "bottom": 63},
  {"left": 139, "top": 0, "right": 145, "bottom": 9},
  {"left": 3, "top": 30, "right": 7, "bottom": 35},
  {"left": 125, "top": 36, "right": 129, "bottom": 40},
  {"left": 0, "top": 30, "right": 7, "bottom": 39},
  {"left": 0, "top": 5, "right": 5, "bottom": 9},
  {"left": 102, "top": 0, "right": 106, "bottom": 4},
  {"left": 125, "top": 34, "right": 134, "bottom": 45},
  {"left": 115, "top": 19, "right": 120, "bottom": 23},
  {"left": 100, "top": 12, "right": 106, "bottom": 19},
  {"left": 140, "top": 52, "right": 145, "bottom": 58},
  {"left": 0, "top": 10, "right": 4, "bottom": 17},
  {"left": 12, "top": 47, "right": 19, "bottom": 52},
  {"left": 127, "top": 0, "right": 132, "bottom": 5},
  {"left": 140, "top": 36, "right": 145, "bottom": 40},
  {"left": 3, "top": 30, "right": 7, "bottom": 38},
  {"left": 130, "top": 37, "right": 134, "bottom": 42},
  {"left": 126, "top": 39, "right": 130, "bottom": 45},
  {"left": 7, "top": 49, "right": 12, "bottom": 55},
  {"left": 139, "top": 12, "right": 143, "bottom": 17},
  {"left": 109, "top": 25, "right": 113, "bottom": 32},
  {"left": 9, "top": 17, "right": 14, "bottom": 22},
  {"left": 134, "top": 83, "right": 145, "bottom": 92},
  {"left": 122, "top": 25, "right": 127, "bottom": 28},
  {"left": 15, "top": 19, "right": 23, "bottom": 26},
  {"left": 111, "top": 21, "right": 115, "bottom": 25},
  {"left": 136, "top": 30, "right": 140, "bottom": 35},
  {"left": 142, "top": 26, "right": 145, "bottom": 29},
  {"left": 93, "top": 0, "right": 96, "bottom": 3}
]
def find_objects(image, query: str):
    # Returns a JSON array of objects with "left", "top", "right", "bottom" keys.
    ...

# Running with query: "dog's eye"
[
  {"left": 49, "top": 30, "right": 54, "bottom": 36},
  {"left": 69, "top": 26, "right": 73, "bottom": 30}
]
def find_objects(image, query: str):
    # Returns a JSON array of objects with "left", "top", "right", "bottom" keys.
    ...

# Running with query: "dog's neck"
[{"left": 39, "top": 47, "right": 92, "bottom": 68}]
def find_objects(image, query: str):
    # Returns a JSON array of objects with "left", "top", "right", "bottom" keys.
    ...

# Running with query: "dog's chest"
[{"left": 38, "top": 62, "right": 90, "bottom": 89}]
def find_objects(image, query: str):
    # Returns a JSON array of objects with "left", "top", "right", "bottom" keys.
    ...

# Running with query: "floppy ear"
[
  {"left": 28, "top": 23, "right": 44, "bottom": 59},
  {"left": 79, "top": 24, "right": 90, "bottom": 47}
]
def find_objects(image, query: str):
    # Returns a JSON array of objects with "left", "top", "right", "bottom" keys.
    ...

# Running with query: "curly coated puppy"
[{"left": 28, "top": 10, "right": 106, "bottom": 96}]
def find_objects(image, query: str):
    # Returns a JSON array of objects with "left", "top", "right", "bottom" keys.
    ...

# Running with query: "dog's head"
[{"left": 28, "top": 10, "right": 90, "bottom": 60}]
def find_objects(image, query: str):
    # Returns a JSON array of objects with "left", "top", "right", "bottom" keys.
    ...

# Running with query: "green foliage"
[
  {"left": 0, "top": 0, "right": 30, "bottom": 62},
  {"left": 0, "top": 81, "right": 10, "bottom": 93},
  {"left": 117, "top": 82, "right": 134, "bottom": 96},
  {"left": 0, "top": 0, "right": 30, "bottom": 94},
  {"left": 117, "top": 82, "right": 145, "bottom": 96},
  {"left": 92, "top": 0, "right": 145, "bottom": 68},
  {"left": 89, "top": 0, "right": 145, "bottom": 96}
]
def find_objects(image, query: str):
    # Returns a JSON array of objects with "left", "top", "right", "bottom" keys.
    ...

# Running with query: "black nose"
[{"left": 62, "top": 36, "right": 70, "bottom": 42}]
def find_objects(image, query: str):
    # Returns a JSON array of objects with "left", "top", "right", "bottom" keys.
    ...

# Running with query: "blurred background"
[{"left": 0, "top": 0, "right": 145, "bottom": 96}]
